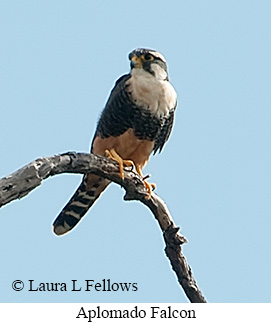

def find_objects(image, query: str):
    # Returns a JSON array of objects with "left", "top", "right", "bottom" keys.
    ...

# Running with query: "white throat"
[{"left": 127, "top": 68, "right": 177, "bottom": 118}]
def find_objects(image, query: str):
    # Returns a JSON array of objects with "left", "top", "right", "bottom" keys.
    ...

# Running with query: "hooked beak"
[{"left": 130, "top": 55, "right": 142, "bottom": 69}]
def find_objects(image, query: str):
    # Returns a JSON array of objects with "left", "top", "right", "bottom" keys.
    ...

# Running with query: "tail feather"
[{"left": 53, "top": 174, "right": 110, "bottom": 235}]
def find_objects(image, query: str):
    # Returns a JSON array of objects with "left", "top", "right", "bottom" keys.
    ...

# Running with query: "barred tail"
[{"left": 53, "top": 174, "right": 110, "bottom": 235}]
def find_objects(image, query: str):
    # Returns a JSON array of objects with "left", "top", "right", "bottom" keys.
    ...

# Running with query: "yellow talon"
[
  {"left": 105, "top": 148, "right": 134, "bottom": 179},
  {"left": 135, "top": 164, "right": 155, "bottom": 199},
  {"left": 105, "top": 149, "right": 155, "bottom": 199}
]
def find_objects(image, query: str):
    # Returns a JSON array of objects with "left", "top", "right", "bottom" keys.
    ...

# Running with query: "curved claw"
[
  {"left": 135, "top": 164, "right": 155, "bottom": 199},
  {"left": 143, "top": 180, "right": 155, "bottom": 199}
]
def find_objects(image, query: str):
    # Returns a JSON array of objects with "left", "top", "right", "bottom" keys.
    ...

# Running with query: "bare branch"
[{"left": 0, "top": 152, "right": 207, "bottom": 303}]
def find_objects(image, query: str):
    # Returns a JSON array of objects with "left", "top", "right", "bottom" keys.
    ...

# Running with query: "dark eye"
[{"left": 144, "top": 53, "right": 153, "bottom": 60}]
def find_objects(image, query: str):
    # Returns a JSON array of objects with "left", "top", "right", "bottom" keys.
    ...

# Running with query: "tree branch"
[{"left": 0, "top": 152, "right": 207, "bottom": 303}]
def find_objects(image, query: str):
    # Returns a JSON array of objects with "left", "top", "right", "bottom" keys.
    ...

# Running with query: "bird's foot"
[
  {"left": 105, "top": 148, "right": 134, "bottom": 179},
  {"left": 143, "top": 179, "right": 156, "bottom": 200},
  {"left": 135, "top": 165, "right": 155, "bottom": 200}
]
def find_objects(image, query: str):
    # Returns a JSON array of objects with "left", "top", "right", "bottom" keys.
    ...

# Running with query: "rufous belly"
[{"left": 92, "top": 128, "right": 154, "bottom": 169}]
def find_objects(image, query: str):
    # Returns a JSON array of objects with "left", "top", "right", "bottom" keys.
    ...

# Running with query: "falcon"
[{"left": 53, "top": 48, "right": 177, "bottom": 235}]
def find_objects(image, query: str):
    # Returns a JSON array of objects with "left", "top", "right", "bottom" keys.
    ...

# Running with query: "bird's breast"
[{"left": 127, "top": 69, "right": 177, "bottom": 118}]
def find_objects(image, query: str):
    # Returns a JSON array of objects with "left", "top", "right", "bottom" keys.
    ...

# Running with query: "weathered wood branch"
[{"left": 0, "top": 152, "right": 207, "bottom": 303}]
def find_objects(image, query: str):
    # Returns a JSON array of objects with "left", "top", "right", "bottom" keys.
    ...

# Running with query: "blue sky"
[{"left": 0, "top": 0, "right": 270, "bottom": 303}]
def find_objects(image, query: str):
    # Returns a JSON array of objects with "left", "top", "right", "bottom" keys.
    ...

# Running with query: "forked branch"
[{"left": 0, "top": 152, "right": 207, "bottom": 303}]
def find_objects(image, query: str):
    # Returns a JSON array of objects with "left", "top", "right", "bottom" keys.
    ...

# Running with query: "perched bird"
[{"left": 53, "top": 48, "right": 177, "bottom": 235}]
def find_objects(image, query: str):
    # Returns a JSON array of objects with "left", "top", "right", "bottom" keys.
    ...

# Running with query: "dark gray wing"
[{"left": 91, "top": 74, "right": 133, "bottom": 144}]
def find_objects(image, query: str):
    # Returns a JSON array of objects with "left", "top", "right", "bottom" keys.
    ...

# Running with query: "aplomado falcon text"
[{"left": 77, "top": 305, "right": 196, "bottom": 321}]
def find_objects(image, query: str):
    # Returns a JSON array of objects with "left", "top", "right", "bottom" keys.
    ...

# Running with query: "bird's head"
[{"left": 128, "top": 48, "right": 169, "bottom": 81}]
